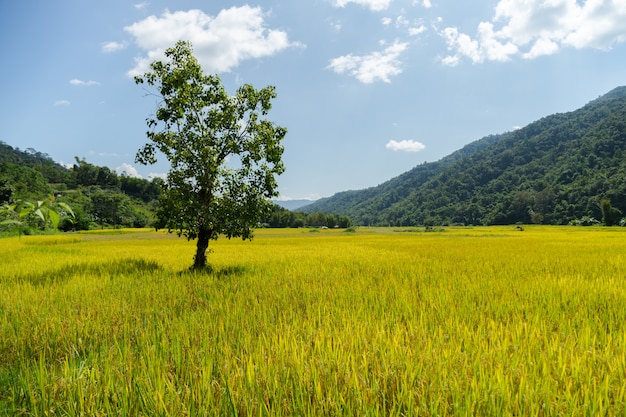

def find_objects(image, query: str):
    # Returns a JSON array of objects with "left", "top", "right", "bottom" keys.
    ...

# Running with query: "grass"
[{"left": 1, "top": 226, "right": 626, "bottom": 415}]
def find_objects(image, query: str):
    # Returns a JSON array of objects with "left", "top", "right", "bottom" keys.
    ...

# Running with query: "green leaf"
[
  {"left": 58, "top": 202, "right": 75, "bottom": 218},
  {"left": 33, "top": 208, "right": 45, "bottom": 222},
  {"left": 49, "top": 209, "right": 60, "bottom": 229}
]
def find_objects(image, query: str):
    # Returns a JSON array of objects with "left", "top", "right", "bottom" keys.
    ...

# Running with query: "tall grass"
[{"left": 2, "top": 226, "right": 626, "bottom": 415}]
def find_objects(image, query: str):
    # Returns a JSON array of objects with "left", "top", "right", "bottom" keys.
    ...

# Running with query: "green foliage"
[
  {"left": 570, "top": 216, "right": 600, "bottom": 226},
  {"left": 600, "top": 199, "right": 622, "bottom": 226},
  {"left": 0, "top": 162, "right": 51, "bottom": 200},
  {"left": 90, "top": 191, "right": 148, "bottom": 229},
  {"left": 1, "top": 139, "right": 161, "bottom": 231},
  {"left": 71, "top": 157, "right": 120, "bottom": 189},
  {"left": 303, "top": 86, "right": 626, "bottom": 227},
  {"left": 135, "top": 41, "right": 286, "bottom": 269},
  {"left": 265, "top": 205, "right": 351, "bottom": 228},
  {"left": 0, "top": 197, "right": 75, "bottom": 236},
  {"left": 0, "top": 176, "right": 13, "bottom": 204},
  {"left": 0, "top": 141, "right": 70, "bottom": 185}
]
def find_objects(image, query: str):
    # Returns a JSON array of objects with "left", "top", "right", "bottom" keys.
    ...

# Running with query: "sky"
[{"left": 1, "top": 0, "right": 625, "bottom": 201}]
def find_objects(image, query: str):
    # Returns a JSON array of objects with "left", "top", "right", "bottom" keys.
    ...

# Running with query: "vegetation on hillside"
[
  {"left": 302, "top": 86, "right": 626, "bottom": 226},
  {"left": 0, "top": 142, "right": 348, "bottom": 234},
  {"left": 0, "top": 142, "right": 160, "bottom": 233}
]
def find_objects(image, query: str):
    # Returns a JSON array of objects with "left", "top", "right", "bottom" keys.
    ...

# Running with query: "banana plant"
[{"left": 0, "top": 197, "right": 75, "bottom": 236}]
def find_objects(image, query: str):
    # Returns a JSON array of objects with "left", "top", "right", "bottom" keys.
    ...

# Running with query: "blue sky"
[{"left": 1, "top": 1, "right": 625, "bottom": 200}]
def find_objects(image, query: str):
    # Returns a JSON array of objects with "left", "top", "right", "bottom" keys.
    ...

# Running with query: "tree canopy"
[{"left": 135, "top": 41, "right": 286, "bottom": 269}]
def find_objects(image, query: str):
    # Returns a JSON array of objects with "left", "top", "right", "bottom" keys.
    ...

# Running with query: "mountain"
[
  {"left": 300, "top": 86, "right": 626, "bottom": 226},
  {"left": 273, "top": 199, "right": 318, "bottom": 211}
]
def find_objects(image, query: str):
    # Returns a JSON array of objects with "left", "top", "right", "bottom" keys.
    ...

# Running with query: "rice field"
[{"left": 2, "top": 226, "right": 626, "bottom": 416}]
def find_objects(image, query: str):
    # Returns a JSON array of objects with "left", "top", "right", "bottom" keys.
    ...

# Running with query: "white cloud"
[
  {"left": 116, "top": 163, "right": 142, "bottom": 178},
  {"left": 386, "top": 139, "right": 426, "bottom": 152},
  {"left": 89, "top": 150, "right": 123, "bottom": 158},
  {"left": 522, "top": 37, "right": 560, "bottom": 58},
  {"left": 147, "top": 172, "right": 167, "bottom": 181},
  {"left": 328, "top": 17, "right": 343, "bottom": 31},
  {"left": 102, "top": 41, "right": 127, "bottom": 53},
  {"left": 441, "top": 0, "right": 626, "bottom": 65},
  {"left": 381, "top": 17, "right": 392, "bottom": 26},
  {"left": 413, "top": 0, "right": 432, "bottom": 7},
  {"left": 327, "top": 40, "right": 408, "bottom": 83},
  {"left": 409, "top": 25, "right": 427, "bottom": 36},
  {"left": 396, "top": 16, "right": 410, "bottom": 27},
  {"left": 441, "top": 55, "right": 459, "bottom": 66},
  {"left": 69, "top": 79, "right": 100, "bottom": 86},
  {"left": 125, "top": 6, "right": 300, "bottom": 76},
  {"left": 53, "top": 100, "right": 70, "bottom": 107},
  {"left": 275, "top": 193, "right": 320, "bottom": 202},
  {"left": 332, "top": 0, "right": 392, "bottom": 12},
  {"left": 134, "top": 2, "right": 149, "bottom": 10}
]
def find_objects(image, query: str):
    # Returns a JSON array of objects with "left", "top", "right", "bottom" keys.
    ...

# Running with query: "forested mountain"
[{"left": 301, "top": 86, "right": 626, "bottom": 226}]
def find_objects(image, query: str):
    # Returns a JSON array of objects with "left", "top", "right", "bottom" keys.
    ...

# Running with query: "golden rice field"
[{"left": 2, "top": 226, "right": 626, "bottom": 416}]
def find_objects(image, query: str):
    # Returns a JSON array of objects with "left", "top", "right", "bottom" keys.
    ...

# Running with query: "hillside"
[
  {"left": 0, "top": 143, "right": 161, "bottom": 230},
  {"left": 273, "top": 199, "right": 318, "bottom": 211},
  {"left": 0, "top": 143, "right": 350, "bottom": 231},
  {"left": 301, "top": 86, "right": 626, "bottom": 226}
]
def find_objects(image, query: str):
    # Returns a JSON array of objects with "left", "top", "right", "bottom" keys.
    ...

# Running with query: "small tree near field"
[
  {"left": 135, "top": 41, "right": 286, "bottom": 270},
  {"left": 600, "top": 198, "right": 622, "bottom": 226}
]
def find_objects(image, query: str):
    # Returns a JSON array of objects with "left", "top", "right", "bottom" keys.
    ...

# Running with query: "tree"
[
  {"left": 600, "top": 198, "right": 622, "bottom": 226},
  {"left": 135, "top": 41, "right": 286, "bottom": 269},
  {"left": 90, "top": 192, "right": 136, "bottom": 229}
]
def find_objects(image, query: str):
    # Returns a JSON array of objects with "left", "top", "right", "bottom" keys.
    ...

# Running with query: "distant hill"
[
  {"left": 0, "top": 141, "right": 70, "bottom": 185},
  {"left": 273, "top": 199, "right": 317, "bottom": 211},
  {"left": 301, "top": 86, "right": 626, "bottom": 226}
]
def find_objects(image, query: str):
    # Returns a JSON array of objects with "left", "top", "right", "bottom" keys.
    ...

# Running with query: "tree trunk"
[{"left": 193, "top": 226, "right": 210, "bottom": 269}]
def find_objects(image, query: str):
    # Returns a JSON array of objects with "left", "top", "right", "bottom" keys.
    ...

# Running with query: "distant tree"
[
  {"left": 0, "top": 176, "right": 13, "bottom": 204},
  {"left": 135, "top": 41, "right": 286, "bottom": 269},
  {"left": 120, "top": 176, "right": 162, "bottom": 202},
  {"left": 600, "top": 198, "right": 622, "bottom": 226},
  {"left": 0, "top": 163, "right": 50, "bottom": 199},
  {"left": 73, "top": 157, "right": 100, "bottom": 187},
  {"left": 306, "top": 212, "right": 327, "bottom": 228},
  {"left": 90, "top": 191, "right": 146, "bottom": 229}
]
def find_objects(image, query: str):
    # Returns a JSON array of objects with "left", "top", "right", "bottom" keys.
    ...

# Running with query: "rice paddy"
[{"left": 2, "top": 226, "right": 626, "bottom": 415}]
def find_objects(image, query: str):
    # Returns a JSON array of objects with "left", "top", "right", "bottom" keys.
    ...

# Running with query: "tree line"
[
  {"left": 266, "top": 205, "right": 351, "bottom": 229},
  {"left": 0, "top": 141, "right": 349, "bottom": 235}
]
